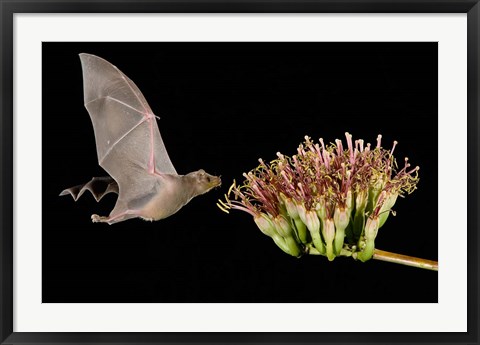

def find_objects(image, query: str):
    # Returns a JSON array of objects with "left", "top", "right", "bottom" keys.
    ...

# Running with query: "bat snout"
[
  {"left": 205, "top": 175, "right": 221, "bottom": 190},
  {"left": 211, "top": 174, "right": 221, "bottom": 185}
]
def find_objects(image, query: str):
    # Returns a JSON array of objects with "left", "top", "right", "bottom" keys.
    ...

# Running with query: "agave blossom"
[{"left": 218, "top": 133, "right": 420, "bottom": 262}]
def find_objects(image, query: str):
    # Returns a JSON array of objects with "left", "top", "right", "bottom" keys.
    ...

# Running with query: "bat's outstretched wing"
[
  {"left": 59, "top": 176, "right": 118, "bottom": 201},
  {"left": 79, "top": 53, "right": 179, "bottom": 223},
  {"left": 80, "top": 53, "right": 177, "bottom": 178}
]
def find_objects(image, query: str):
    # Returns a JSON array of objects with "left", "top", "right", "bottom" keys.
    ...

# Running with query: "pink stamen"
[
  {"left": 376, "top": 134, "right": 382, "bottom": 149},
  {"left": 391, "top": 141, "right": 398, "bottom": 156},
  {"left": 335, "top": 139, "right": 343, "bottom": 156}
]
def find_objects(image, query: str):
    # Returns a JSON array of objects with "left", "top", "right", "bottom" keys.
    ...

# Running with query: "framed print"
[
  {"left": 43, "top": 41, "right": 438, "bottom": 304},
  {"left": 1, "top": 1, "right": 479, "bottom": 345}
]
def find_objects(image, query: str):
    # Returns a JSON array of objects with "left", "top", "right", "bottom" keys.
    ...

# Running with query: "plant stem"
[
  {"left": 372, "top": 249, "right": 438, "bottom": 271},
  {"left": 307, "top": 246, "right": 438, "bottom": 271}
]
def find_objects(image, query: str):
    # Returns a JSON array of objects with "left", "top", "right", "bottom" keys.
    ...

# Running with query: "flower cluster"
[{"left": 218, "top": 133, "right": 419, "bottom": 262}]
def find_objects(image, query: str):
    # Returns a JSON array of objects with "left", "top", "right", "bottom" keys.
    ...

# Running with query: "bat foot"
[
  {"left": 91, "top": 210, "right": 140, "bottom": 224},
  {"left": 91, "top": 214, "right": 109, "bottom": 223}
]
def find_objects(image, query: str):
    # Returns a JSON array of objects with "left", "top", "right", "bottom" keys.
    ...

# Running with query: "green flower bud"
[
  {"left": 296, "top": 202, "right": 308, "bottom": 225},
  {"left": 356, "top": 239, "right": 375, "bottom": 262},
  {"left": 254, "top": 213, "right": 277, "bottom": 238},
  {"left": 355, "top": 216, "right": 379, "bottom": 262},
  {"left": 254, "top": 214, "right": 302, "bottom": 257},
  {"left": 304, "top": 209, "right": 326, "bottom": 254},
  {"left": 367, "top": 174, "right": 386, "bottom": 214},
  {"left": 322, "top": 219, "right": 335, "bottom": 243},
  {"left": 283, "top": 197, "right": 299, "bottom": 219},
  {"left": 355, "top": 189, "right": 368, "bottom": 211},
  {"left": 344, "top": 190, "right": 355, "bottom": 244},
  {"left": 283, "top": 236, "right": 302, "bottom": 258},
  {"left": 333, "top": 206, "right": 349, "bottom": 254},
  {"left": 304, "top": 210, "right": 320, "bottom": 233},
  {"left": 293, "top": 202, "right": 311, "bottom": 244},
  {"left": 315, "top": 197, "right": 327, "bottom": 222},
  {"left": 270, "top": 234, "right": 301, "bottom": 257},
  {"left": 364, "top": 216, "right": 379, "bottom": 241},
  {"left": 383, "top": 192, "right": 398, "bottom": 211},
  {"left": 322, "top": 218, "right": 336, "bottom": 261},
  {"left": 378, "top": 192, "right": 399, "bottom": 228},
  {"left": 353, "top": 189, "right": 368, "bottom": 241},
  {"left": 293, "top": 217, "right": 309, "bottom": 244},
  {"left": 334, "top": 207, "right": 349, "bottom": 231},
  {"left": 346, "top": 189, "right": 354, "bottom": 214},
  {"left": 273, "top": 215, "right": 293, "bottom": 238}
]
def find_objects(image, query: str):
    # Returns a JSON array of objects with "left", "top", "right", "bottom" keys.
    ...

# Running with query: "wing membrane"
[{"left": 79, "top": 53, "right": 177, "bottom": 176}]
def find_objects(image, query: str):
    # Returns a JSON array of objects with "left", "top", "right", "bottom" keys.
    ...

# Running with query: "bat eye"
[{"left": 206, "top": 176, "right": 211, "bottom": 182}]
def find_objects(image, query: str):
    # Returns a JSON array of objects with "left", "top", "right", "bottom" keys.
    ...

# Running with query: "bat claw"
[{"left": 91, "top": 214, "right": 107, "bottom": 223}]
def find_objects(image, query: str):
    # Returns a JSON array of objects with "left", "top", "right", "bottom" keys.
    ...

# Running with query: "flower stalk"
[
  {"left": 217, "top": 133, "right": 436, "bottom": 271},
  {"left": 372, "top": 249, "right": 438, "bottom": 271}
]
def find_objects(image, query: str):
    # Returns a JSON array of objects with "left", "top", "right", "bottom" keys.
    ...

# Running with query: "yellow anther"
[{"left": 216, "top": 202, "right": 230, "bottom": 214}]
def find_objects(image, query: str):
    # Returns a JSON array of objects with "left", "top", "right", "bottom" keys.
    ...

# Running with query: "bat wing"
[
  {"left": 59, "top": 176, "right": 118, "bottom": 202},
  {"left": 79, "top": 54, "right": 179, "bottom": 223},
  {"left": 80, "top": 53, "right": 177, "bottom": 176}
]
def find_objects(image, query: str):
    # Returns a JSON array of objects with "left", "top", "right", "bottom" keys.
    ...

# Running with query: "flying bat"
[{"left": 60, "top": 53, "right": 221, "bottom": 224}]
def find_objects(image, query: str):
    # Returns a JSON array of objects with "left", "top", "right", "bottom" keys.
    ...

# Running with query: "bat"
[{"left": 60, "top": 53, "right": 221, "bottom": 225}]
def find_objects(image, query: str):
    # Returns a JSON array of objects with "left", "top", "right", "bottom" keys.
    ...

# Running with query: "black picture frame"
[{"left": 1, "top": 1, "right": 478, "bottom": 344}]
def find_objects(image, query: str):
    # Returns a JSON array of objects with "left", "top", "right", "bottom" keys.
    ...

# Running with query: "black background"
[{"left": 43, "top": 42, "right": 438, "bottom": 303}]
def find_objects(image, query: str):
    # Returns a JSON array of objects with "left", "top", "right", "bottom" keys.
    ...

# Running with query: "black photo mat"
[{"left": 42, "top": 42, "right": 438, "bottom": 304}]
